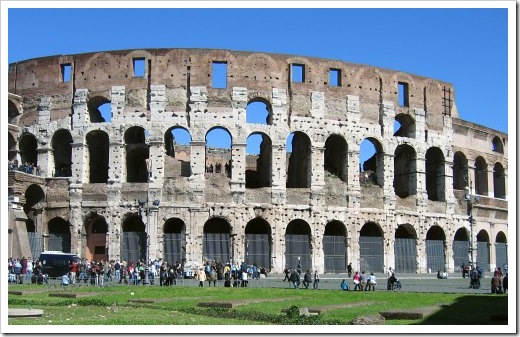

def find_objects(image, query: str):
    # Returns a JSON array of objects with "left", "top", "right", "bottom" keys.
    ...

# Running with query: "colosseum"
[{"left": 7, "top": 48, "right": 508, "bottom": 274}]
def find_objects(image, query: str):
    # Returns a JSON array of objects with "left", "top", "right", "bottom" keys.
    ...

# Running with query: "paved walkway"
[{"left": 26, "top": 272, "right": 499, "bottom": 295}]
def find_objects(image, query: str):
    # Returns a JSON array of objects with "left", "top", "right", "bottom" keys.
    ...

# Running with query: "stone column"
[
  {"left": 230, "top": 142, "right": 246, "bottom": 202},
  {"left": 415, "top": 156, "right": 428, "bottom": 208},
  {"left": 108, "top": 140, "right": 124, "bottom": 184},
  {"left": 69, "top": 184, "right": 83, "bottom": 256},
  {"left": 382, "top": 153, "right": 396, "bottom": 211},
  {"left": 110, "top": 86, "right": 126, "bottom": 123},
  {"left": 485, "top": 163, "right": 494, "bottom": 198},
  {"left": 347, "top": 147, "right": 360, "bottom": 209},
  {"left": 149, "top": 85, "right": 166, "bottom": 120},
  {"left": 189, "top": 141, "right": 206, "bottom": 199},
  {"left": 72, "top": 88, "right": 89, "bottom": 127},
  {"left": 271, "top": 144, "right": 286, "bottom": 205},
  {"left": 380, "top": 100, "right": 395, "bottom": 137},
  {"left": 70, "top": 141, "right": 86, "bottom": 184}
]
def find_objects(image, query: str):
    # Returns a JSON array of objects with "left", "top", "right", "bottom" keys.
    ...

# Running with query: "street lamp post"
[{"left": 464, "top": 171, "right": 480, "bottom": 268}]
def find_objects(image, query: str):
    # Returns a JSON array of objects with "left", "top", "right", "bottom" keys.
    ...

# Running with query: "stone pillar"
[
  {"left": 346, "top": 95, "right": 360, "bottom": 124},
  {"left": 311, "top": 145, "right": 325, "bottom": 207},
  {"left": 271, "top": 88, "right": 287, "bottom": 127},
  {"left": 148, "top": 206, "right": 160, "bottom": 261},
  {"left": 382, "top": 153, "right": 396, "bottom": 211},
  {"left": 231, "top": 142, "right": 246, "bottom": 203},
  {"left": 148, "top": 133, "right": 164, "bottom": 185},
  {"left": 38, "top": 146, "right": 52, "bottom": 178},
  {"left": 347, "top": 148, "right": 360, "bottom": 209},
  {"left": 108, "top": 140, "right": 124, "bottom": 184},
  {"left": 486, "top": 163, "right": 494, "bottom": 198},
  {"left": 444, "top": 155, "right": 456, "bottom": 215},
  {"left": 110, "top": 86, "right": 126, "bottom": 123},
  {"left": 185, "top": 208, "right": 206, "bottom": 264},
  {"left": 271, "top": 144, "right": 286, "bottom": 205},
  {"left": 189, "top": 86, "right": 208, "bottom": 122},
  {"left": 417, "top": 236, "right": 426, "bottom": 273},
  {"left": 70, "top": 141, "right": 86, "bottom": 184},
  {"left": 414, "top": 108, "right": 426, "bottom": 142},
  {"left": 189, "top": 141, "right": 206, "bottom": 199},
  {"left": 415, "top": 156, "right": 428, "bottom": 208},
  {"left": 149, "top": 85, "right": 166, "bottom": 120},
  {"left": 232, "top": 87, "right": 247, "bottom": 124},
  {"left": 69, "top": 184, "right": 83, "bottom": 256},
  {"left": 384, "top": 217, "right": 396, "bottom": 270},
  {"left": 380, "top": 100, "right": 395, "bottom": 137},
  {"left": 72, "top": 88, "right": 90, "bottom": 127}
]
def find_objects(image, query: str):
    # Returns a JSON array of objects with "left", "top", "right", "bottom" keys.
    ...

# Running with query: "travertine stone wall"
[{"left": 7, "top": 49, "right": 508, "bottom": 273}]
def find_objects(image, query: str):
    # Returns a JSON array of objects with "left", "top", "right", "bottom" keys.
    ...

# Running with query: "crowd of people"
[
  {"left": 8, "top": 160, "right": 40, "bottom": 176},
  {"left": 7, "top": 256, "right": 270, "bottom": 288}
]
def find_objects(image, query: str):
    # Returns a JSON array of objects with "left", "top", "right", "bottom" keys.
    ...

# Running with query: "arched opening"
[
  {"left": 323, "top": 221, "right": 347, "bottom": 273},
  {"left": 246, "top": 133, "right": 272, "bottom": 188},
  {"left": 52, "top": 129, "right": 73, "bottom": 177},
  {"left": 8, "top": 100, "right": 20, "bottom": 125},
  {"left": 48, "top": 217, "right": 71, "bottom": 253},
  {"left": 452, "top": 152, "right": 468, "bottom": 190},
  {"left": 359, "top": 222, "right": 384, "bottom": 273},
  {"left": 393, "top": 113, "right": 415, "bottom": 138},
  {"left": 425, "top": 147, "right": 446, "bottom": 201},
  {"left": 393, "top": 144, "right": 417, "bottom": 198},
  {"left": 19, "top": 133, "right": 38, "bottom": 168},
  {"left": 394, "top": 224, "right": 417, "bottom": 273},
  {"left": 285, "top": 219, "right": 312, "bottom": 272},
  {"left": 476, "top": 230, "right": 490, "bottom": 272},
  {"left": 84, "top": 213, "right": 108, "bottom": 262},
  {"left": 286, "top": 132, "right": 311, "bottom": 188},
  {"left": 495, "top": 232, "right": 507, "bottom": 270},
  {"left": 88, "top": 96, "right": 111, "bottom": 123},
  {"left": 86, "top": 130, "right": 109, "bottom": 183},
  {"left": 425, "top": 226, "right": 446, "bottom": 273},
  {"left": 360, "top": 138, "right": 383, "bottom": 187},
  {"left": 492, "top": 136, "right": 504, "bottom": 154},
  {"left": 24, "top": 184, "right": 45, "bottom": 258},
  {"left": 205, "top": 127, "right": 232, "bottom": 177},
  {"left": 246, "top": 99, "right": 272, "bottom": 125},
  {"left": 125, "top": 126, "right": 149, "bottom": 183},
  {"left": 163, "top": 218, "right": 186, "bottom": 265},
  {"left": 121, "top": 213, "right": 146, "bottom": 264},
  {"left": 203, "top": 218, "right": 231, "bottom": 263},
  {"left": 452, "top": 228, "right": 469, "bottom": 272},
  {"left": 324, "top": 135, "right": 348, "bottom": 182},
  {"left": 475, "top": 157, "right": 488, "bottom": 196},
  {"left": 164, "top": 127, "right": 192, "bottom": 177},
  {"left": 493, "top": 162, "right": 506, "bottom": 199},
  {"left": 244, "top": 218, "right": 272, "bottom": 269}
]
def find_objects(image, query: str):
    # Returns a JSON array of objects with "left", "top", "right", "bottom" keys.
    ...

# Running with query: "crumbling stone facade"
[{"left": 7, "top": 48, "right": 508, "bottom": 274}]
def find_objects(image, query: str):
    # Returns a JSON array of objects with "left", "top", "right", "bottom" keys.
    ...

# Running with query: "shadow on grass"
[{"left": 417, "top": 295, "right": 508, "bottom": 325}]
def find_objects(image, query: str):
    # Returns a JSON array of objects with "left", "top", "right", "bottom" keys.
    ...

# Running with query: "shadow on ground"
[{"left": 416, "top": 295, "right": 508, "bottom": 325}]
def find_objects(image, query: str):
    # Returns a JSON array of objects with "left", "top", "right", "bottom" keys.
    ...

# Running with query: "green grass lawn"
[{"left": 7, "top": 284, "right": 508, "bottom": 326}]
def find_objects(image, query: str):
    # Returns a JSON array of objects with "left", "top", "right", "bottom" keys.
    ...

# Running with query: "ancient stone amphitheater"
[{"left": 7, "top": 48, "right": 508, "bottom": 274}]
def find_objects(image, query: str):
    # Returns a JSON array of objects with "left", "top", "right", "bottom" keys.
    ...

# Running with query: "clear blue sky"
[{"left": 5, "top": 5, "right": 511, "bottom": 161}]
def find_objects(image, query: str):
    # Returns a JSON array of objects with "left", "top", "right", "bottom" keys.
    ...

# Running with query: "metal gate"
[
  {"left": 394, "top": 238, "right": 417, "bottom": 273},
  {"left": 121, "top": 232, "right": 146, "bottom": 263},
  {"left": 245, "top": 234, "right": 270, "bottom": 269},
  {"left": 495, "top": 242, "right": 507, "bottom": 269},
  {"left": 452, "top": 240, "right": 469, "bottom": 271},
  {"left": 426, "top": 240, "right": 445, "bottom": 272},
  {"left": 163, "top": 233, "right": 185, "bottom": 265},
  {"left": 203, "top": 233, "right": 230, "bottom": 263},
  {"left": 476, "top": 241, "right": 490, "bottom": 271},
  {"left": 323, "top": 235, "right": 347, "bottom": 273},
  {"left": 359, "top": 236, "right": 383, "bottom": 273},
  {"left": 285, "top": 234, "right": 311, "bottom": 271},
  {"left": 28, "top": 232, "right": 43, "bottom": 258},
  {"left": 47, "top": 233, "right": 71, "bottom": 253}
]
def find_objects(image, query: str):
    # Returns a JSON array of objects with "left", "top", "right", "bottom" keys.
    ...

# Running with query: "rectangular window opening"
[
  {"left": 212, "top": 61, "right": 227, "bottom": 88},
  {"left": 61, "top": 64, "right": 71, "bottom": 82},
  {"left": 398, "top": 82, "right": 409, "bottom": 107},
  {"left": 133, "top": 58, "right": 145, "bottom": 77},
  {"left": 291, "top": 64, "right": 305, "bottom": 83},
  {"left": 329, "top": 68, "right": 341, "bottom": 87}
]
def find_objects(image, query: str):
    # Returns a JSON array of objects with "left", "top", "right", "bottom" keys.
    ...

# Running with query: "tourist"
[
  {"left": 302, "top": 270, "right": 312, "bottom": 289},
  {"left": 367, "top": 272, "right": 377, "bottom": 291},
  {"left": 340, "top": 279, "right": 349, "bottom": 291},
  {"left": 353, "top": 271, "right": 362, "bottom": 291},
  {"left": 313, "top": 270, "right": 320, "bottom": 290}
]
